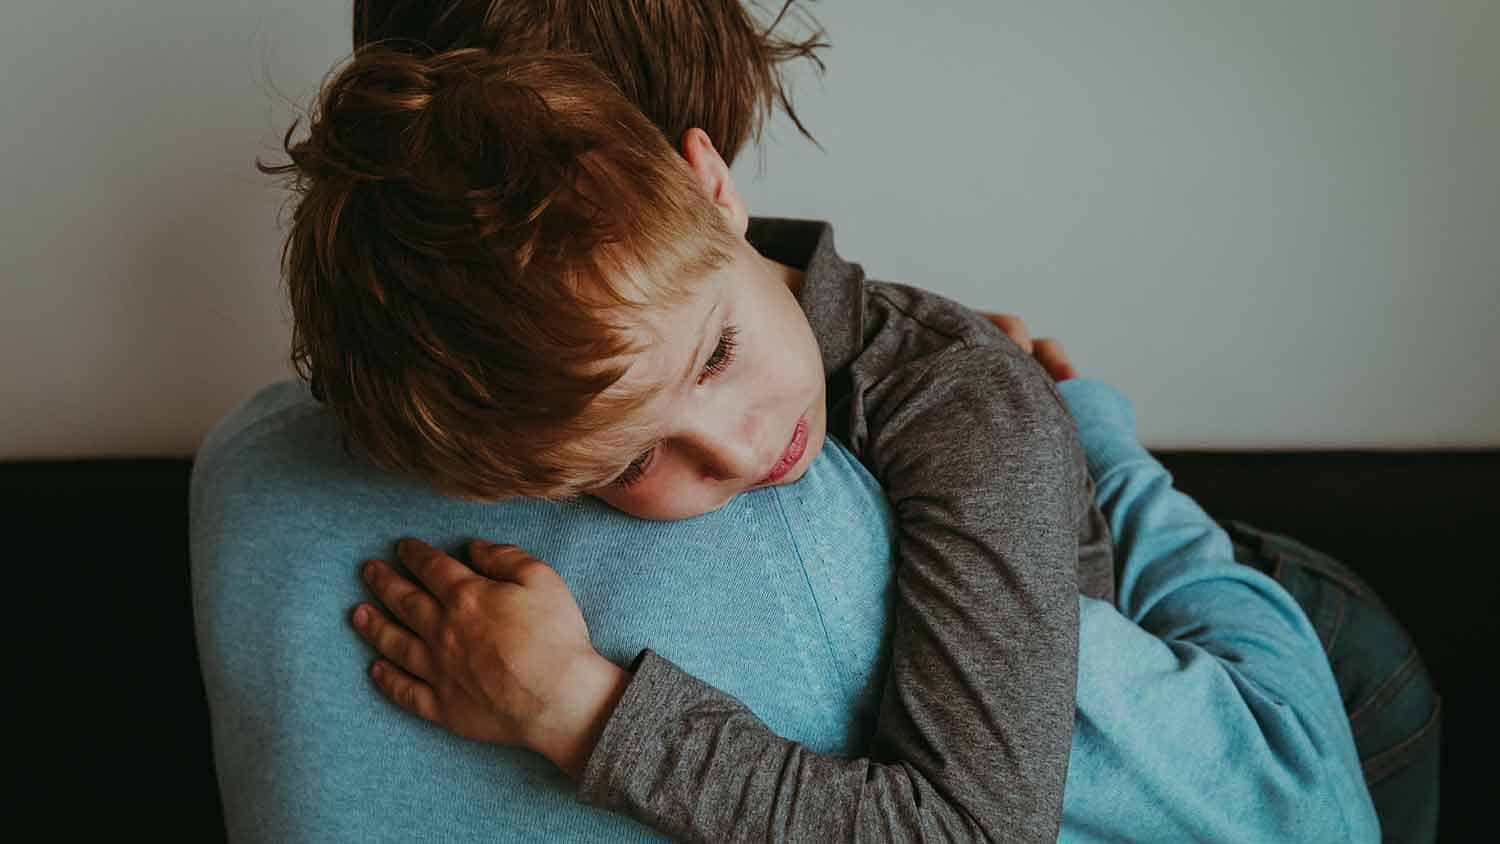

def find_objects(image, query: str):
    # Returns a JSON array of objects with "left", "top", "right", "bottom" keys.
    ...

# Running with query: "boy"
[{"left": 263, "top": 45, "right": 1110, "bottom": 840}]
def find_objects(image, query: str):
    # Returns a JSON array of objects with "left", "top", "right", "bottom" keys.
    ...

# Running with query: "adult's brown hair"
[
  {"left": 350, "top": 0, "right": 827, "bottom": 166},
  {"left": 258, "top": 48, "right": 737, "bottom": 501}
]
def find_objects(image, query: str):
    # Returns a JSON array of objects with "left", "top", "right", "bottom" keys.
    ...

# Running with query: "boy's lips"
[{"left": 757, "top": 416, "right": 809, "bottom": 486}]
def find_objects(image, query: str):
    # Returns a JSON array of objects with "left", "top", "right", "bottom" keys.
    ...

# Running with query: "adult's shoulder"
[
  {"left": 192, "top": 379, "right": 327, "bottom": 482},
  {"left": 187, "top": 379, "right": 386, "bottom": 536}
]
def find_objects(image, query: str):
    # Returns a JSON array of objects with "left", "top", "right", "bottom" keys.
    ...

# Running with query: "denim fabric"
[{"left": 1225, "top": 520, "right": 1442, "bottom": 843}]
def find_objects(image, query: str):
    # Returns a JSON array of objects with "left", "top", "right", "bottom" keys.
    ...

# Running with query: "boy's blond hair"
[{"left": 259, "top": 48, "right": 736, "bottom": 500}]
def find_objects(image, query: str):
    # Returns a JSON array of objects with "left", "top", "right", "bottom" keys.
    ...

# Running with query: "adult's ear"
[{"left": 680, "top": 128, "right": 749, "bottom": 238}]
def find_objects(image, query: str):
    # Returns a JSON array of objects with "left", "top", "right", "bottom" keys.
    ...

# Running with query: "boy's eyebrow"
[{"left": 677, "top": 300, "right": 721, "bottom": 385}]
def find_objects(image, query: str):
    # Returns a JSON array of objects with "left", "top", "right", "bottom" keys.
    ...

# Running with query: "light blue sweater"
[{"left": 190, "top": 378, "right": 1376, "bottom": 841}]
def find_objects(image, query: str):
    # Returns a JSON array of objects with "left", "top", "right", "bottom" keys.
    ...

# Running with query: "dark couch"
[{"left": 13, "top": 450, "right": 1495, "bottom": 840}]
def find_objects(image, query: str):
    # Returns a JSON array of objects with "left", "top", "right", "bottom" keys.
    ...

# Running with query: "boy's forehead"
[
  {"left": 581, "top": 270, "right": 720, "bottom": 433},
  {"left": 616, "top": 271, "right": 723, "bottom": 390},
  {"left": 618, "top": 229, "right": 723, "bottom": 309}
]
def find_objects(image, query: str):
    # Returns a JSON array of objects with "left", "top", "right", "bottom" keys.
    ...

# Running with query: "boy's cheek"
[
  {"left": 589, "top": 483, "right": 729, "bottom": 522},
  {"left": 587, "top": 487, "right": 641, "bottom": 517}
]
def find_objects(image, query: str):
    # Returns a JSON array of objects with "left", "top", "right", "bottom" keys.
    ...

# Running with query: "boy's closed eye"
[
  {"left": 611, "top": 446, "right": 655, "bottom": 489},
  {"left": 697, "top": 322, "right": 738, "bottom": 383},
  {"left": 610, "top": 323, "right": 739, "bottom": 489}
]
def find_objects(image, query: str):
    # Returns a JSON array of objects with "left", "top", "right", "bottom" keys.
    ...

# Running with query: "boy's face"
[
  {"left": 587, "top": 131, "right": 826, "bottom": 520},
  {"left": 588, "top": 237, "right": 827, "bottom": 520}
]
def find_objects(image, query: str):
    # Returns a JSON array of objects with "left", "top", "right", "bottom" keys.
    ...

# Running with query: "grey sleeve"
[{"left": 577, "top": 344, "right": 1085, "bottom": 843}]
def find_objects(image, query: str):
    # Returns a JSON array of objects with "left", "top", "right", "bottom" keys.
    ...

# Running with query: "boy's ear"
[{"left": 680, "top": 128, "right": 749, "bottom": 238}]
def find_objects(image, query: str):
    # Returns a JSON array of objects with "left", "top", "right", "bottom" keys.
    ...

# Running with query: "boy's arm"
[
  {"left": 580, "top": 344, "right": 1082, "bottom": 842},
  {"left": 1056, "top": 378, "right": 1379, "bottom": 842}
]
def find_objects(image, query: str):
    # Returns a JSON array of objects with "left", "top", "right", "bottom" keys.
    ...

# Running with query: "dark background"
[{"left": 9, "top": 451, "right": 1496, "bottom": 839}]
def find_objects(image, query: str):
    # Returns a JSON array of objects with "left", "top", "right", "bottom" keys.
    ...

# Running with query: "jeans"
[{"left": 1225, "top": 520, "right": 1442, "bottom": 843}]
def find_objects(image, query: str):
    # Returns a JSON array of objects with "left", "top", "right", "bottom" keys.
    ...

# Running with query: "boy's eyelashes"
[
  {"left": 613, "top": 446, "right": 655, "bottom": 489},
  {"left": 612, "top": 323, "right": 740, "bottom": 490},
  {"left": 698, "top": 323, "right": 738, "bottom": 384}
]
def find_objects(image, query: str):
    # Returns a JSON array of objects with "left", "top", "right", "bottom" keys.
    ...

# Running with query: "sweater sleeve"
[
  {"left": 578, "top": 344, "right": 1085, "bottom": 843},
  {"left": 1056, "top": 379, "right": 1380, "bottom": 843}
]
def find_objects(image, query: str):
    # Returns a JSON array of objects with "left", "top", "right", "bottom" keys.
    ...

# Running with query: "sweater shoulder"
[
  {"left": 189, "top": 379, "right": 336, "bottom": 505},
  {"left": 857, "top": 279, "right": 1068, "bottom": 420},
  {"left": 861, "top": 279, "right": 1007, "bottom": 354}
]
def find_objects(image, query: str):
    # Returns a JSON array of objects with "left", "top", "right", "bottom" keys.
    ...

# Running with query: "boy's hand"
[
  {"left": 981, "top": 311, "right": 1079, "bottom": 382},
  {"left": 351, "top": 538, "right": 630, "bottom": 780}
]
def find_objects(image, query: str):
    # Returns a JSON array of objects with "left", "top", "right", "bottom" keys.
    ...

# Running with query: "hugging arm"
[
  {"left": 1056, "top": 379, "right": 1379, "bottom": 842},
  {"left": 576, "top": 345, "right": 1084, "bottom": 842},
  {"left": 353, "top": 370, "right": 1381, "bottom": 842}
]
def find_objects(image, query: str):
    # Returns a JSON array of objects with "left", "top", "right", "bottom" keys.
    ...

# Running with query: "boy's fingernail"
[
  {"left": 353, "top": 605, "right": 368, "bottom": 627},
  {"left": 363, "top": 561, "right": 376, "bottom": 582}
]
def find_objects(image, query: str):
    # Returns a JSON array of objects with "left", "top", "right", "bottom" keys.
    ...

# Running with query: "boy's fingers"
[
  {"left": 352, "top": 603, "right": 435, "bottom": 683},
  {"left": 396, "top": 537, "right": 474, "bottom": 604},
  {"left": 362, "top": 558, "right": 442, "bottom": 642},
  {"left": 466, "top": 539, "right": 536, "bottom": 583},
  {"left": 369, "top": 659, "right": 442, "bottom": 724}
]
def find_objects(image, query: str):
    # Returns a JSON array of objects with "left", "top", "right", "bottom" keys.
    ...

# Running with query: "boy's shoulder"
[
  {"left": 856, "top": 278, "right": 1058, "bottom": 403},
  {"left": 861, "top": 278, "right": 1013, "bottom": 356},
  {"left": 752, "top": 215, "right": 1010, "bottom": 359},
  {"left": 841, "top": 274, "right": 1079, "bottom": 476},
  {"left": 750, "top": 216, "right": 1060, "bottom": 414}
]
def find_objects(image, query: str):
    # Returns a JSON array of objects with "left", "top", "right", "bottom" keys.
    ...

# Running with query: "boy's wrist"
[{"left": 529, "top": 652, "right": 632, "bottom": 781}]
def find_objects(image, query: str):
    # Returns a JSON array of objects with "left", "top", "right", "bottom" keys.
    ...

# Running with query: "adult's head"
[
  {"left": 260, "top": 49, "right": 826, "bottom": 518},
  {"left": 349, "top": 0, "right": 827, "bottom": 167}
]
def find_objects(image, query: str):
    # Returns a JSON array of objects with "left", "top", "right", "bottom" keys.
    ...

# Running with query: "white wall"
[{"left": 2, "top": 0, "right": 1496, "bottom": 459}]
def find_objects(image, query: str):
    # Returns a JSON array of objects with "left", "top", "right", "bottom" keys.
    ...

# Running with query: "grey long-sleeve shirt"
[{"left": 577, "top": 217, "right": 1115, "bottom": 842}]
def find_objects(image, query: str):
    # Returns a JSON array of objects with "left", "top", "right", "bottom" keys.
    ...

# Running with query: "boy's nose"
[
  {"left": 697, "top": 436, "right": 763, "bottom": 483},
  {"left": 682, "top": 417, "right": 765, "bottom": 483}
]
